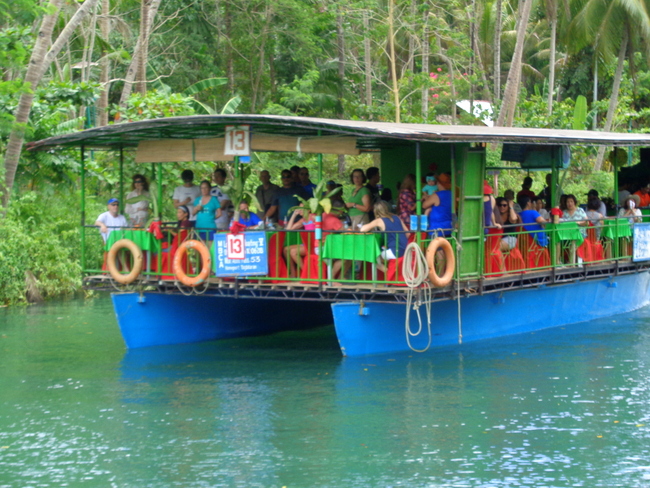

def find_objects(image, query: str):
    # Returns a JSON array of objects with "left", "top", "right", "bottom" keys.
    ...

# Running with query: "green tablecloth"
[
  {"left": 105, "top": 229, "right": 161, "bottom": 252},
  {"left": 546, "top": 222, "right": 584, "bottom": 246},
  {"left": 321, "top": 233, "right": 381, "bottom": 263},
  {"left": 601, "top": 218, "right": 632, "bottom": 240}
]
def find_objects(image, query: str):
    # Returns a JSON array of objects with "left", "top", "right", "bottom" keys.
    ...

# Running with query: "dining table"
[{"left": 321, "top": 232, "right": 382, "bottom": 282}]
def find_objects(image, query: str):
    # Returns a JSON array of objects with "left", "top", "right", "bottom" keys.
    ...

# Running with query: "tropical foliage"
[{"left": 2, "top": 0, "right": 650, "bottom": 303}]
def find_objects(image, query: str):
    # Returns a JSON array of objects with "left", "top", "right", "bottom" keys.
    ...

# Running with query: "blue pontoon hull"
[
  {"left": 332, "top": 272, "right": 650, "bottom": 356},
  {"left": 112, "top": 272, "right": 650, "bottom": 355},
  {"left": 112, "top": 293, "right": 333, "bottom": 349}
]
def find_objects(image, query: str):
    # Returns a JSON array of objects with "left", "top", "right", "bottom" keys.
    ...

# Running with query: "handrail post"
[
  {"left": 80, "top": 145, "right": 86, "bottom": 273},
  {"left": 415, "top": 142, "right": 422, "bottom": 245},
  {"left": 119, "top": 147, "right": 124, "bottom": 213}
]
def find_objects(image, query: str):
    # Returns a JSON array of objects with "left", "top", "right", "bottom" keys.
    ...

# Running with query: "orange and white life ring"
[
  {"left": 107, "top": 239, "right": 143, "bottom": 285},
  {"left": 173, "top": 239, "right": 211, "bottom": 287},
  {"left": 426, "top": 237, "right": 455, "bottom": 287}
]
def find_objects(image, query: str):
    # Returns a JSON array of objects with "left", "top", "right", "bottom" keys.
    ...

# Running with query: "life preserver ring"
[
  {"left": 173, "top": 239, "right": 211, "bottom": 287},
  {"left": 107, "top": 239, "right": 143, "bottom": 284},
  {"left": 426, "top": 237, "right": 455, "bottom": 287}
]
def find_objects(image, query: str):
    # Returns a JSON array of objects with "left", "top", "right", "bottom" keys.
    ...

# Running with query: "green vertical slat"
[{"left": 458, "top": 146, "right": 485, "bottom": 278}]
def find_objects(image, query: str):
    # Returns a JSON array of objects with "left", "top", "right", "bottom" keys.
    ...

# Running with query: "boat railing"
[{"left": 83, "top": 217, "right": 637, "bottom": 289}]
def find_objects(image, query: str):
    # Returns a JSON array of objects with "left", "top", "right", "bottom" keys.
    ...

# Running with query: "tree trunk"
[
  {"left": 495, "top": 0, "right": 533, "bottom": 128},
  {"left": 3, "top": 0, "right": 100, "bottom": 207},
  {"left": 594, "top": 30, "right": 628, "bottom": 171},
  {"left": 97, "top": 0, "right": 111, "bottom": 126},
  {"left": 388, "top": 0, "right": 400, "bottom": 123},
  {"left": 250, "top": 3, "right": 272, "bottom": 113},
  {"left": 118, "top": 0, "right": 161, "bottom": 109},
  {"left": 406, "top": 0, "right": 416, "bottom": 73},
  {"left": 421, "top": 7, "right": 430, "bottom": 117},
  {"left": 135, "top": 0, "right": 150, "bottom": 95},
  {"left": 545, "top": 0, "right": 557, "bottom": 115},
  {"left": 493, "top": 0, "right": 502, "bottom": 101},
  {"left": 337, "top": 7, "right": 346, "bottom": 176},
  {"left": 547, "top": 15, "right": 557, "bottom": 115},
  {"left": 363, "top": 10, "right": 372, "bottom": 107}
]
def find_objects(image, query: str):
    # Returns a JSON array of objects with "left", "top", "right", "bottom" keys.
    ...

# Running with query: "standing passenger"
[
  {"left": 345, "top": 168, "right": 372, "bottom": 228},
  {"left": 125, "top": 174, "right": 150, "bottom": 227},
  {"left": 194, "top": 180, "right": 222, "bottom": 240},
  {"left": 255, "top": 170, "right": 279, "bottom": 221},
  {"left": 424, "top": 173, "right": 452, "bottom": 236},
  {"left": 398, "top": 174, "right": 417, "bottom": 230},
  {"left": 173, "top": 170, "right": 201, "bottom": 221},
  {"left": 211, "top": 167, "right": 232, "bottom": 230}
]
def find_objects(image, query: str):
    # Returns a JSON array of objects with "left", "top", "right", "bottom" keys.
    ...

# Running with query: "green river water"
[{"left": 2, "top": 296, "right": 650, "bottom": 487}]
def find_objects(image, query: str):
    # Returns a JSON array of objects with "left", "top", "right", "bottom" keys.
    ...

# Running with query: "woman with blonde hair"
[{"left": 360, "top": 200, "right": 409, "bottom": 271}]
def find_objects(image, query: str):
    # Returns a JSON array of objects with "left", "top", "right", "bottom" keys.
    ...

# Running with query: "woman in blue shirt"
[
  {"left": 193, "top": 180, "right": 222, "bottom": 240},
  {"left": 518, "top": 195, "right": 548, "bottom": 247}
]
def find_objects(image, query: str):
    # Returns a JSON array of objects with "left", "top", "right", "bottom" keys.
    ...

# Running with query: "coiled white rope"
[{"left": 402, "top": 242, "right": 432, "bottom": 353}]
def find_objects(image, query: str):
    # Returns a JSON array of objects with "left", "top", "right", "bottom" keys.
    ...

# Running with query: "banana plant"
[{"left": 289, "top": 178, "right": 342, "bottom": 216}]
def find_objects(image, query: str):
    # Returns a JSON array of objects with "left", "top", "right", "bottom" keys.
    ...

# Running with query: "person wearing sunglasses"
[
  {"left": 495, "top": 196, "right": 520, "bottom": 251},
  {"left": 125, "top": 174, "right": 150, "bottom": 227}
]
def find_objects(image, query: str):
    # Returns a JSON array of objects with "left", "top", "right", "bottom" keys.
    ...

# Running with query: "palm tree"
[{"left": 568, "top": 0, "right": 650, "bottom": 170}]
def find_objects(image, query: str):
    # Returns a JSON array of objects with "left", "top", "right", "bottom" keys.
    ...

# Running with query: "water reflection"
[{"left": 4, "top": 298, "right": 650, "bottom": 486}]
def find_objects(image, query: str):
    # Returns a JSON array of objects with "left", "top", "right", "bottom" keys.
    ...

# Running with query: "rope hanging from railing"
[{"left": 402, "top": 241, "right": 432, "bottom": 353}]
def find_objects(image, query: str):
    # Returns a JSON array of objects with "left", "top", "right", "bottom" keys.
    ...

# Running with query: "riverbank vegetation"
[{"left": 1, "top": 0, "right": 649, "bottom": 304}]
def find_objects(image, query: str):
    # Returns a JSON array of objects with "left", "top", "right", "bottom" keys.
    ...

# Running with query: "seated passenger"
[
  {"left": 618, "top": 195, "right": 642, "bottom": 224},
  {"left": 585, "top": 199, "right": 604, "bottom": 238},
  {"left": 359, "top": 200, "right": 408, "bottom": 272},
  {"left": 423, "top": 173, "right": 452, "bottom": 236},
  {"left": 495, "top": 196, "right": 520, "bottom": 252},
  {"left": 533, "top": 196, "right": 550, "bottom": 221},
  {"left": 284, "top": 206, "right": 342, "bottom": 277},
  {"left": 95, "top": 198, "right": 128, "bottom": 243},
  {"left": 561, "top": 194, "right": 589, "bottom": 237},
  {"left": 125, "top": 174, "right": 150, "bottom": 226},
  {"left": 518, "top": 195, "right": 548, "bottom": 247},
  {"left": 238, "top": 201, "right": 262, "bottom": 228}
]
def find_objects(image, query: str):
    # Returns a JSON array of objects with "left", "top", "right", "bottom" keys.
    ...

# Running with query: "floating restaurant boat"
[{"left": 28, "top": 115, "right": 650, "bottom": 356}]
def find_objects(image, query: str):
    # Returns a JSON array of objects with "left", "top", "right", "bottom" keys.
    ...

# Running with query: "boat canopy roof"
[{"left": 27, "top": 114, "right": 650, "bottom": 152}]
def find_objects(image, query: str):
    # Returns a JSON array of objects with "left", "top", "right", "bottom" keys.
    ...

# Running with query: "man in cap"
[
  {"left": 172, "top": 169, "right": 201, "bottom": 221},
  {"left": 633, "top": 183, "right": 650, "bottom": 207},
  {"left": 586, "top": 189, "right": 607, "bottom": 216},
  {"left": 95, "top": 198, "right": 128, "bottom": 242}
]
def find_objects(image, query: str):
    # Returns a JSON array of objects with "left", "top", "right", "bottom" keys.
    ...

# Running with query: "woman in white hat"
[{"left": 618, "top": 194, "right": 642, "bottom": 224}]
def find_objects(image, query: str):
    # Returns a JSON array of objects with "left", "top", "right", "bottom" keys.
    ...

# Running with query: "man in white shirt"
[
  {"left": 95, "top": 198, "right": 128, "bottom": 242},
  {"left": 172, "top": 170, "right": 201, "bottom": 221},
  {"left": 211, "top": 167, "right": 232, "bottom": 230}
]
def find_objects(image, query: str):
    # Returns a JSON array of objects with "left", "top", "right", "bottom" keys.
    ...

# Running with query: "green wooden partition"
[{"left": 456, "top": 145, "right": 485, "bottom": 279}]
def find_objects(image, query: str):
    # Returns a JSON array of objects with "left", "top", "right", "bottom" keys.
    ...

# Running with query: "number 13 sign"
[
  {"left": 226, "top": 234, "right": 246, "bottom": 260},
  {"left": 224, "top": 125, "right": 250, "bottom": 156}
]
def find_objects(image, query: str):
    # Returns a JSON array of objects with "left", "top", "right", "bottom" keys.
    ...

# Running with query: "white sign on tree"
[{"left": 224, "top": 125, "right": 250, "bottom": 156}]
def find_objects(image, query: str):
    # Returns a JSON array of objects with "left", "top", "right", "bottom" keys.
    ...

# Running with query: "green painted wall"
[{"left": 380, "top": 143, "right": 453, "bottom": 198}]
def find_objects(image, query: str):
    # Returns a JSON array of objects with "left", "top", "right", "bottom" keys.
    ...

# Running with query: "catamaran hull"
[
  {"left": 331, "top": 272, "right": 650, "bottom": 357},
  {"left": 112, "top": 293, "right": 333, "bottom": 349}
]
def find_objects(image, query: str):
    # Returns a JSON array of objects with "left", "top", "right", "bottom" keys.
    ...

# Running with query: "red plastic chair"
[
  {"left": 585, "top": 225, "right": 604, "bottom": 262},
  {"left": 484, "top": 228, "right": 505, "bottom": 277},
  {"left": 267, "top": 232, "right": 288, "bottom": 282},
  {"left": 160, "top": 229, "right": 189, "bottom": 279},
  {"left": 521, "top": 233, "right": 550, "bottom": 269}
]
